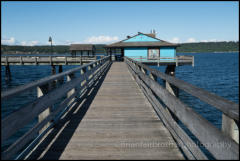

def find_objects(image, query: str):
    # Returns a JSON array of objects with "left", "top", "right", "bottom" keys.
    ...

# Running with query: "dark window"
[{"left": 148, "top": 48, "right": 159, "bottom": 59}]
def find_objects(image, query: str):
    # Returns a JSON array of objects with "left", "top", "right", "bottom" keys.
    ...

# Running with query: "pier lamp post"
[
  {"left": 49, "top": 36, "right": 56, "bottom": 75},
  {"left": 48, "top": 36, "right": 53, "bottom": 54}
]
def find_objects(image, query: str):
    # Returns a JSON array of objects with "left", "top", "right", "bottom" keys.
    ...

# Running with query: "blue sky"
[{"left": 1, "top": 1, "right": 239, "bottom": 46}]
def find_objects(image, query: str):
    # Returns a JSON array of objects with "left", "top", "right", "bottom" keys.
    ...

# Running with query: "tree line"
[
  {"left": 176, "top": 41, "right": 239, "bottom": 53},
  {"left": 1, "top": 41, "right": 239, "bottom": 54}
]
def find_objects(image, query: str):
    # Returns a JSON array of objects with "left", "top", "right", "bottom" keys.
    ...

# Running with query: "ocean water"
[
  {"left": 1, "top": 52, "right": 239, "bottom": 158},
  {"left": 150, "top": 52, "right": 239, "bottom": 129}
]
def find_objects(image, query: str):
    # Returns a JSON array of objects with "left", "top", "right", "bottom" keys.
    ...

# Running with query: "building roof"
[
  {"left": 106, "top": 41, "right": 178, "bottom": 48},
  {"left": 70, "top": 44, "right": 94, "bottom": 51},
  {"left": 105, "top": 32, "right": 179, "bottom": 48}
]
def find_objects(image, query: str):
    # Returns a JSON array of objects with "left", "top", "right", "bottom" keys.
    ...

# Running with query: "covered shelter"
[
  {"left": 105, "top": 31, "right": 179, "bottom": 61},
  {"left": 70, "top": 44, "right": 96, "bottom": 57}
]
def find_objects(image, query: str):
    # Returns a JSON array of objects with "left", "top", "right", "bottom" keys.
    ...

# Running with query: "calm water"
[
  {"left": 150, "top": 52, "right": 239, "bottom": 129},
  {"left": 1, "top": 52, "right": 239, "bottom": 158}
]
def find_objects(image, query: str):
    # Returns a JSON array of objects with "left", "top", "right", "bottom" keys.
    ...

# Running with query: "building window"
[{"left": 148, "top": 48, "right": 159, "bottom": 59}]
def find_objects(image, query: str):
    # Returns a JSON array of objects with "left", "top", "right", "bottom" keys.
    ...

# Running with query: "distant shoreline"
[
  {"left": 177, "top": 51, "right": 239, "bottom": 54},
  {"left": 2, "top": 42, "right": 239, "bottom": 54},
  {"left": 1, "top": 51, "right": 239, "bottom": 55}
]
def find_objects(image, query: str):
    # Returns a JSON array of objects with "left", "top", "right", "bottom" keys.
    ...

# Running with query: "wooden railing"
[
  {"left": 1, "top": 55, "right": 101, "bottom": 65},
  {"left": 125, "top": 57, "right": 239, "bottom": 160},
  {"left": 1, "top": 56, "right": 111, "bottom": 160},
  {"left": 127, "top": 56, "right": 194, "bottom": 66}
]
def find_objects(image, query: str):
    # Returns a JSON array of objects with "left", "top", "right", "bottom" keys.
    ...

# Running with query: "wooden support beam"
[
  {"left": 65, "top": 56, "right": 67, "bottom": 65},
  {"left": 5, "top": 56, "right": 8, "bottom": 65},
  {"left": 20, "top": 56, "right": 23, "bottom": 65},
  {"left": 222, "top": 114, "right": 239, "bottom": 143},
  {"left": 37, "top": 84, "right": 51, "bottom": 134},
  {"left": 192, "top": 56, "right": 195, "bottom": 67},
  {"left": 165, "top": 65, "right": 179, "bottom": 122},
  {"left": 59, "top": 65, "right": 63, "bottom": 73},
  {"left": 110, "top": 48, "right": 112, "bottom": 61},
  {"left": 35, "top": 57, "right": 37, "bottom": 65},
  {"left": 49, "top": 56, "right": 52, "bottom": 65},
  {"left": 51, "top": 65, "right": 56, "bottom": 75},
  {"left": 5, "top": 65, "right": 11, "bottom": 80},
  {"left": 67, "top": 73, "right": 76, "bottom": 106},
  {"left": 58, "top": 65, "right": 64, "bottom": 83},
  {"left": 149, "top": 72, "right": 157, "bottom": 81},
  {"left": 81, "top": 67, "right": 87, "bottom": 86},
  {"left": 165, "top": 65, "right": 179, "bottom": 97},
  {"left": 141, "top": 66, "right": 147, "bottom": 74},
  {"left": 121, "top": 48, "right": 124, "bottom": 61}
]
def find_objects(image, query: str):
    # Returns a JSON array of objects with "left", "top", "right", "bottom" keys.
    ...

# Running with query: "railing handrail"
[
  {"left": 127, "top": 56, "right": 194, "bottom": 60},
  {"left": 125, "top": 57, "right": 239, "bottom": 159},
  {"left": 1, "top": 56, "right": 110, "bottom": 100},
  {"left": 1, "top": 56, "right": 111, "bottom": 160},
  {"left": 1, "top": 54, "right": 96, "bottom": 57},
  {"left": 125, "top": 56, "right": 239, "bottom": 121},
  {"left": 1, "top": 55, "right": 97, "bottom": 57}
]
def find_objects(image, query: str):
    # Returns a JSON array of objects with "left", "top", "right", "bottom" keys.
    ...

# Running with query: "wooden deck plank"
[{"left": 28, "top": 62, "right": 184, "bottom": 160}]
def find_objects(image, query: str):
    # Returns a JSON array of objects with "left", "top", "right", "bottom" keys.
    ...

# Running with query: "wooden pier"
[
  {"left": 1, "top": 55, "right": 103, "bottom": 80},
  {"left": 1, "top": 55, "right": 98, "bottom": 66},
  {"left": 1, "top": 56, "right": 239, "bottom": 160},
  {"left": 127, "top": 56, "right": 194, "bottom": 66}
]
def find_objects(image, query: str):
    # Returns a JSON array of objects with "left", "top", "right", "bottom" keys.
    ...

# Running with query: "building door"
[
  {"left": 148, "top": 48, "right": 159, "bottom": 59},
  {"left": 120, "top": 48, "right": 124, "bottom": 61}
]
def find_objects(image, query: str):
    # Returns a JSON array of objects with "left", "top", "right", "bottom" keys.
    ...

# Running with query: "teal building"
[{"left": 105, "top": 31, "right": 179, "bottom": 61}]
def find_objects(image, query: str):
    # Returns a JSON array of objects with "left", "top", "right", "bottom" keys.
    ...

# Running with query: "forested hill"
[
  {"left": 1, "top": 44, "right": 106, "bottom": 54},
  {"left": 1, "top": 41, "right": 239, "bottom": 54},
  {"left": 176, "top": 41, "right": 239, "bottom": 53}
]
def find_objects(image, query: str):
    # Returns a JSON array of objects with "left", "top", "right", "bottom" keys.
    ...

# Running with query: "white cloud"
[
  {"left": 20, "top": 41, "right": 27, "bottom": 46},
  {"left": 57, "top": 40, "right": 81, "bottom": 45},
  {"left": 20, "top": 40, "right": 39, "bottom": 46},
  {"left": 84, "top": 36, "right": 119, "bottom": 44},
  {"left": 169, "top": 37, "right": 180, "bottom": 43},
  {"left": 1, "top": 37, "right": 41, "bottom": 46},
  {"left": 1, "top": 37, "right": 15, "bottom": 45},
  {"left": 200, "top": 40, "right": 208, "bottom": 42},
  {"left": 61, "top": 40, "right": 72, "bottom": 45},
  {"left": 199, "top": 39, "right": 222, "bottom": 42},
  {"left": 29, "top": 41, "right": 39, "bottom": 46},
  {"left": 186, "top": 38, "right": 196, "bottom": 43},
  {"left": 209, "top": 39, "right": 218, "bottom": 42}
]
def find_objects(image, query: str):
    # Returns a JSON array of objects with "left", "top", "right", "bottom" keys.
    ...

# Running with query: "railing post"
[
  {"left": 58, "top": 65, "right": 64, "bottom": 84},
  {"left": 81, "top": 67, "right": 87, "bottom": 86},
  {"left": 49, "top": 56, "right": 52, "bottom": 65},
  {"left": 176, "top": 57, "right": 178, "bottom": 67},
  {"left": 5, "top": 56, "right": 8, "bottom": 65},
  {"left": 5, "top": 65, "right": 11, "bottom": 80},
  {"left": 88, "top": 64, "right": 94, "bottom": 79},
  {"left": 165, "top": 65, "right": 179, "bottom": 97},
  {"left": 67, "top": 73, "right": 76, "bottom": 106},
  {"left": 165, "top": 65, "right": 179, "bottom": 122},
  {"left": 65, "top": 56, "right": 67, "bottom": 65},
  {"left": 192, "top": 56, "right": 194, "bottom": 67},
  {"left": 150, "top": 72, "right": 157, "bottom": 81},
  {"left": 222, "top": 115, "right": 239, "bottom": 143},
  {"left": 37, "top": 83, "right": 51, "bottom": 134},
  {"left": 51, "top": 65, "right": 56, "bottom": 75},
  {"left": 141, "top": 66, "right": 147, "bottom": 75},
  {"left": 79, "top": 56, "right": 81, "bottom": 65},
  {"left": 35, "top": 57, "right": 37, "bottom": 65},
  {"left": 20, "top": 56, "right": 23, "bottom": 65}
]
